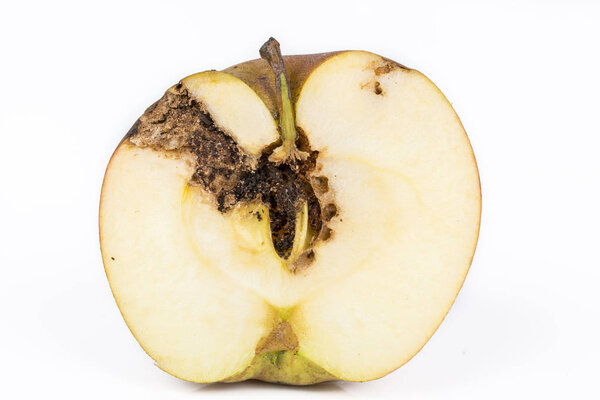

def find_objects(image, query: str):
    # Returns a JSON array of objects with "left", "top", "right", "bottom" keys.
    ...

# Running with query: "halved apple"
[{"left": 99, "top": 38, "right": 480, "bottom": 385}]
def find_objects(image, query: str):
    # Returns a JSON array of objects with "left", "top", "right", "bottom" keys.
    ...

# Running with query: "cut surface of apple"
[{"left": 99, "top": 38, "right": 481, "bottom": 384}]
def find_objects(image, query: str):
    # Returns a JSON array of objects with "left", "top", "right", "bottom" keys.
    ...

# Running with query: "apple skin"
[
  {"left": 223, "top": 52, "right": 407, "bottom": 120},
  {"left": 100, "top": 48, "right": 481, "bottom": 385}
]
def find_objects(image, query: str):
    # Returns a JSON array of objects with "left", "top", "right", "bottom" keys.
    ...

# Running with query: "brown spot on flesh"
[
  {"left": 374, "top": 81, "right": 383, "bottom": 95},
  {"left": 374, "top": 58, "right": 406, "bottom": 75},
  {"left": 311, "top": 176, "right": 329, "bottom": 194},
  {"left": 358, "top": 58, "right": 407, "bottom": 96},
  {"left": 292, "top": 249, "right": 315, "bottom": 273},
  {"left": 322, "top": 203, "right": 337, "bottom": 221},
  {"left": 319, "top": 226, "right": 333, "bottom": 241}
]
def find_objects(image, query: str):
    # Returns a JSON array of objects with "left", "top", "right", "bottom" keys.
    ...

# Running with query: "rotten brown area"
[
  {"left": 122, "top": 40, "right": 409, "bottom": 270},
  {"left": 128, "top": 85, "right": 333, "bottom": 262}
]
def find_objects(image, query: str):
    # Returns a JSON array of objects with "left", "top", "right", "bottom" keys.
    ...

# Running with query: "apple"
[{"left": 99, "top": 38, "right": 481, "bottom": 385}]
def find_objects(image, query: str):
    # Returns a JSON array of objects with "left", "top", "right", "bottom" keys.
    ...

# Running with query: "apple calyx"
[{"left": 259, "top": 37, "right": 308, "bottom": 164}]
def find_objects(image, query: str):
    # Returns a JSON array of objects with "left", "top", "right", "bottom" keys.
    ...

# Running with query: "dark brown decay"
[
  {"left": 129, "top": 85, "right": 335, "bottom": 261},
  {"left": 374, "top": 81, "right": 384, "bottom": 95}
]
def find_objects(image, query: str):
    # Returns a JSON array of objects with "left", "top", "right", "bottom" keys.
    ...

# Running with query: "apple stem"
[{"left": 260, "top": 38, "right": 307, "bottom": 163}]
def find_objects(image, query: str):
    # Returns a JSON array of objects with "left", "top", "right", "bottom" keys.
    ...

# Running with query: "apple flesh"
[{"left": 100, "top": 39, "right": 481, "bottom": 384}]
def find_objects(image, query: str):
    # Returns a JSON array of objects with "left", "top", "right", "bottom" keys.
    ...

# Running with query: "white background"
[{"left": 1, "top": 1, "right": 599, "bottom": 399}]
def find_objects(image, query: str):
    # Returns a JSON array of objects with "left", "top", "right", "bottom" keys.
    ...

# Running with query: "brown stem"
[{"left": 260, "top": 37, "right": 306, "bottom": 163}]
